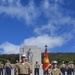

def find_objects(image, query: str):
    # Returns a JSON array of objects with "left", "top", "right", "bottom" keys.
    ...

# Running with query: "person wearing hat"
[
  {"left": 0, "top": 61, "right": 4, "bottom": 75},
  {"left": 25, "top": 57, "right": 32, "bottom": 75},
  {"left": 14, "top": 60, "right": 19, "bottom": 68},
  {"left": 34, "top": 61, "right": 40, "bottom": 75},
  {"left": 60, "top": 61, "right": 67, "bottom": 75},
  {"left": 14, "top": 60, "right": 19, "bottom": 75},
  {"left": 48, "top": 60, "right": 62, "bottom": 75},
  {"left": 15, "top": 54, "right": 32, "bottom": 75},
  {"left": 67, "top": 61, "right": 74, "bottom": 75},
  {"left": 4, "top": 60, "right": 12, "bottom": 75},
  {"left": 70, "top": 61, "right": 74, "bottom": 75}
]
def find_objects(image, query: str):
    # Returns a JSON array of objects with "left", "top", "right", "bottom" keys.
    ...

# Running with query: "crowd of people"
[
  {"left": 44, "top": 60, "right": 75, "bottom": 75},
  {"left": 0, "top": 60, "right": 12, "bottom": 75},
  {"left": 0, "top": 54, "right": 75, "bottom": 75}
]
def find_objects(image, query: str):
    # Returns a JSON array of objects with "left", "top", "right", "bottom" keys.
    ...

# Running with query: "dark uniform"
[
  {"left": 34, "top": 61, "right": 40, "bottom": 75},
  {"left": 60, "top": 61, "right": 67, "bottom": 75},
  {"left": 44, "top": 70, "right": 48, "bottom": 75},
  {"left": 5, "top": 60, "right": 12, "bottom": 75},
  {"left": 67, "top": 61, "right": 74, "bottom": 75},
  {"left": 15, "top": 62, "right": 32, "bottom": 75},
  {"left": 0, "top": 62, "right": 4, "bottom": 75}
]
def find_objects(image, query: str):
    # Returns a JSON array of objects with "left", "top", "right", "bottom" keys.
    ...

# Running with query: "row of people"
[
  {"left": 0, "top": 54, "right": 40, "bottom": 75},
  {"left": 60, "top": 61, "right": 74, "bottom": 75},
  {"left": 45, "top": 60, "right": 75, "bottom": 75},
  {"left": 0, "top": 55, "right": 75, "bottom": 75},
  {"left": 14, "top": 55, "right": 75, "bottom": 75},
  {"left": 0, "top": 60, "right": 12, "bottom": 75}
]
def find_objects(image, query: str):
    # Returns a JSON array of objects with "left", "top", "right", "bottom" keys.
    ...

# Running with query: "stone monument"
[
  {"left": 19, "top": 46, "right": 43, "bottom": 75},
  {"left": 19, "top": 46, "right": 41, "bottom": 65},
  {"left": 19, "top": 46, "right": 43, "bottom": 74}
]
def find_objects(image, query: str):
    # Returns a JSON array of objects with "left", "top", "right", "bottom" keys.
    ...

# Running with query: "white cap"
[
  {"left": 52, "top": 60, "right": 57, "bottom": 64},
  {"left": 21, "top": 54, "right": 26, "bottom": 57}
]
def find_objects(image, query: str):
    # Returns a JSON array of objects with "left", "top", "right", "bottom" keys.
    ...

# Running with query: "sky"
[{"left": 0, "top": 0, "right": 75, "bottom": 54}]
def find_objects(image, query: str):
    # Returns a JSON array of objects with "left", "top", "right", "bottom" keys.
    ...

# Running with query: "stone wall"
[{"left": 19, "top": 46, "right": 43, "bottom": 75}]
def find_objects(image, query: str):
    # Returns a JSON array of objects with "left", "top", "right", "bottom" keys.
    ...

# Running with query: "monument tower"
[{"left": 19, "top": 46, "right": 41, "bottom": 66}]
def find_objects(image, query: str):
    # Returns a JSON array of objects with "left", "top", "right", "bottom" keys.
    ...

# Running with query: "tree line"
[
  {"left": 0, "top": 53, "right": 75, "bottom": 64},
  {"left": 42, "top": 53, "right": 75, "bottom": 64},
  {"left": 0, "top": 54, "right": 19, "bottom": 64}
]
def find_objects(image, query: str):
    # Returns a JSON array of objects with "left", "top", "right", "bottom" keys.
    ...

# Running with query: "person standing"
[
  {"left": 60, "top": 61, "right": 67, "bottom": 75},
  {"left": 34, "top": 61, "right": 40, "bottom": 75},
  {"left": 15, "top": 54, "right": 32, "bottom": 75},
  {"left": 25, "top": 57, "right": 32, "bottom": 75},
  {"left": 0, "top": 61, "right": 4, "bottom": 75},
  {"left": 4, "top": 60, "right": 12, "bottom": 75},
  {"left": 70, "top": 61, "right": 74, "bottom": 75},
  {"left": 67, "top": 61, "right": 74, "bottom": 75},
  {"left": 14, "top": 60, "right": 19, "bottom": 75},
  {"left": 48, "top": 60, "right": 62, "bottom": 75}
]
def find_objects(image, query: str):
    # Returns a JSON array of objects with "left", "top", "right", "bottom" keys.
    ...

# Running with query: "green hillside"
[
  {"left": 0, "top": 53, "right": 75, "bottom": 64},
  {"left": 42, "top": 53, "right": 75, "bottom": 64}
]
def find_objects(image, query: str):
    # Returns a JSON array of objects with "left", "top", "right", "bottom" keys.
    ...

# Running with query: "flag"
[{"left": 42, "top": 45, "right": 50, "bottom": 71}]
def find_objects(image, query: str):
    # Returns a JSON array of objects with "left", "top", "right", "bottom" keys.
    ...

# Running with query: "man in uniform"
[
  {"left": 34, "top": 61, "right": 40, "bottom": 75},
  {"left": 70, "top": 61, "right": 75, "bottom": 75},
  {"left": 60, "top": 61, "right": 67, "bottom": 75},
  {"left": 48, "top": 60, "right": 62, "bottom": 75},
  {"left": 0, "top": 61, "right": 4, "bottom": 75},
  {"left": 14, "top": 60, "right": 19, "bottom": 75},
  {"left": 15, "top": 54, "right": 32, "bottom": 75},
  {"left": 25, "top": 57, "right": 32, "bottom": 75},
  {"left": 67, "top": 61, "right": 74, "bottom": 75},
  {"left": 4, "top": 60, "right": 12, "bottom": 75}
]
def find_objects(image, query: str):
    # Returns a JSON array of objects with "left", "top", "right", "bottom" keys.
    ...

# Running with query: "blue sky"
[{"left": 0, "top": 0, "right": 75, "bottom": 54}]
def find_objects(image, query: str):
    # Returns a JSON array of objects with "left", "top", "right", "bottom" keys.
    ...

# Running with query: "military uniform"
[
  {"left": 34, "top": 62, "right": 40, "bottom": 75},
  {"left": 0, "top": 63, "right": 4, "bottom": 75},
  {"left": 70, "top": 62, "right": 75, "bottom": 75},
  {"left": 15, "top": 62, "right": 32, "bottom": 75},
  {"left": 48, "top": 60, "right": 62, "bottom": 75},
  {"left": 60, "top": 61, "right": 67, "bottom": 75},
  {"left": 5, "top": 61, "right": 12, "bottom": 75},
  {"left": 14, "top": 61, "right": 19, "bottom": 75},
  {"left": 67, "top": 61, "right": 74, "bottom": 75},
  {"left": 50, "top": 68, "right": 62, "bottom": 75}
]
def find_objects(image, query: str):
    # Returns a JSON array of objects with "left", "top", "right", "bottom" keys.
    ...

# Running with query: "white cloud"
[
  {"left": 0, "top": 0, "right": 21, "bottom": 6},
  {"left": 34, "top": 0, "right": 75, "bottom": 44},
  {"left": 0, "top": 0, "right": 40, "bottom": 24},
  {"left": 22, "top": 35, "right": 64, "bottom": 51},
  {"left": 43, "top": 0, "right": 49, "bottom": 9},
  {"left": 0, "top": 35, "right": 65, "bottom": 54},
  {"left": 34, "top": 23, "right": 56, "bottom": 36},
  {"left": 7, "top": 0, "right": 13, "bottom": 4},
  {"left": 0, "top": 42, "right": 20, "bottom": 54},
  {"left": 55, "top": 0, "right": 64, "bottom": 4}
]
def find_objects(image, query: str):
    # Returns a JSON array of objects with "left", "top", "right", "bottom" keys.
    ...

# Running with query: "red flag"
[{"left": 42, "top": 45, "right": 50, "bottom": 70}]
